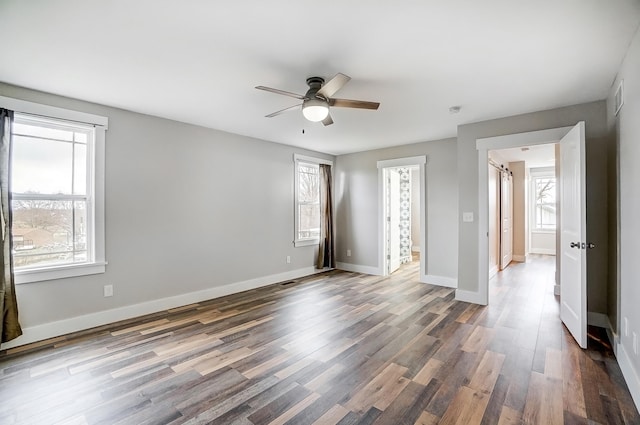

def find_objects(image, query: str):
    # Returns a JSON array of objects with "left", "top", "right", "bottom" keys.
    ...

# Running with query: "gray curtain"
[
  {"left": 316, "top": 164, "right": 335, "bottom": 269},
  {"left": 0, "top": 108, "right": 22, "bottom": 343}
]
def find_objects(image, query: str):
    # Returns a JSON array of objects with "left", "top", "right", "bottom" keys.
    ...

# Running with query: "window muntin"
[{"left": 11, "top": 114, "right": 95, "bottom": 271}]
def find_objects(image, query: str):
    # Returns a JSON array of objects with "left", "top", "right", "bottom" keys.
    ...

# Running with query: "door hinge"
[{"left": 387, "top": 255, "right": 391, "bottom": 260}]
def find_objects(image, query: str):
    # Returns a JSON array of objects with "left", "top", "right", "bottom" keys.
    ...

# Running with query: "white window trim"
[
  {"left": 1, "top": 96, "right": 108, "bottom": 284},
  {"left": 293, "top": 154, "right": 332, "bottom": 248}
]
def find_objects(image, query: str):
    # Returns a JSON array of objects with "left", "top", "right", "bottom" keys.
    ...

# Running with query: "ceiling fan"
[{"left": 255, "top": 73, "right": 380, "bottom": 126}]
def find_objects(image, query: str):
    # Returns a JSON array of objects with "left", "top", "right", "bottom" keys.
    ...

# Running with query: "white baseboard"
[
  {"left": 554, "top": 284, "right": 561, "bottom": 296},
  {"left": 455, "top": 289, "right": 487, "bottom": 305},
  {"left": 529, "top": 248, "right": 556, "bottom": 255},
  {"left": 587, "top": 312, "right": 611, "bottom": 329},
  {"left": 1, "top": 266, "right": 320, "bottom": 350},
  {"left": 424, "top": 275, "right": 457, "bottom": 288},
  {"left": 336, "top": 262, "right": 382, "bottom": 276},
  {"left": 512, "top": 254, "right": 527, "bottom": 262},
  {"left": 411, "top": 246, "right": 420, "bottom": 252},
  {"left": 617, "top": 342, "right": 640, "bottom": 413}
]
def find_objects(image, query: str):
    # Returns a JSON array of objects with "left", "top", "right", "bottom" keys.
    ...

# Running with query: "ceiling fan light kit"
[
  {"left": 256, "top": 73, "right": 380, "bottom": 126},
  {"left": 302, "top": 98, "right": 329, "bottom": 122}
]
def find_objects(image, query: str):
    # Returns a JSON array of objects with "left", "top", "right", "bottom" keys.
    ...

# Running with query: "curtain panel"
[
  {"left": 316, "top": 164, "right": 335, "bottom": 269},
  {"left": 0, "top": 108, "right": 22, "bottom": 343}
]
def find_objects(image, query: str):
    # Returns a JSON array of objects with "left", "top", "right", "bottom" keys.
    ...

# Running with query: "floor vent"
[{"left": 280, "top": 281, "right": 296, "bottom": 286}]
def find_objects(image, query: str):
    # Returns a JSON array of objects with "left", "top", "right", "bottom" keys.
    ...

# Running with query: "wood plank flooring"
[{"left": 1, "top": 255, "right": 638, "bottom": 424}]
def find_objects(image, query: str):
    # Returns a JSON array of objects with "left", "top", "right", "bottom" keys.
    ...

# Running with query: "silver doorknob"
[
  {"left": 587, "top": 243, "right": 596, "bottom": 249},
  {"left": 570, "top": 242, "right": 580, "bottom": 248}
]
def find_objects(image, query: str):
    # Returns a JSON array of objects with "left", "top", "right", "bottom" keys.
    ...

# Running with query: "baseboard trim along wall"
[
  {"left": 512, "top": 254, "right": 527, "bottom": 262},
  {"left": 587, "top": 312, "right": 611, "bottom": 329},
  {"left": 424, "top": 275, "right": 457, "bottom": 288},
  {"left": 455, "top": 289, "right": 487, "bottom": 305},
  {"left": 617, "top": 342, "right": 640, "bottom": 412},
  {"left": 336, "top": 262, "right": 382, "bottom": 276},
  {"left": 1, "top": 266, "right": 321, "bottom": 350}
]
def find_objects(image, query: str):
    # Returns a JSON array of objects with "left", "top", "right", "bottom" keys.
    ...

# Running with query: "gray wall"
[
  {"left": 456, "top": 100, "right": 610, "bottom": 313},
  {"left": 608, "top": 24, "right": 640, "bottom": 385},
  {"left": 334, "top": 139, "right": 458, "bottom": 281},
  {"left": 0, "top": 83, "right": 334, "bottom": 331}
]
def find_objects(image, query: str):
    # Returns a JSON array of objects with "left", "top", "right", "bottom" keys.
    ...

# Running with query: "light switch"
[{"left": 463, "top": 212, "right": 474, "bottom": 222}]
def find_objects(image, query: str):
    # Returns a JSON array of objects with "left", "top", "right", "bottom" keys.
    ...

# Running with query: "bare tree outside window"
[
  {"left": 534, "top": 177, "right": 556, "bottom": 230},
  {"left": 297, "top": 163, "right": 320, "bottom": 240}
]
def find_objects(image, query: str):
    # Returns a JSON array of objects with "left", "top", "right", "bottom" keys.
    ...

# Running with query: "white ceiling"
[
  {"left": 1, "top": 1, "right": 639, "bottom": 155},
  {"left": 491, "top": 144, "right": 556, "bottom": 169}
]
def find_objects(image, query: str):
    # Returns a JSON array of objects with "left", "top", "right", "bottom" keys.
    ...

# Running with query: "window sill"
[
  {"left": 294, "top": 239, "right": 319, "bottom": 248},
  {"left": 15, "top": 262, "right": 107, "bottom": 284},
  {"left": 531, "top": 229, "right": 556, "bottom": 234}
]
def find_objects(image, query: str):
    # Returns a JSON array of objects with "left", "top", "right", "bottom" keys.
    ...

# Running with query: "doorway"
[
  {"left": 377, "top": 156, "right": 427, "bottom": 281},
  {"left": 385, "top": 166, "right": 419, "bottom": 275}
]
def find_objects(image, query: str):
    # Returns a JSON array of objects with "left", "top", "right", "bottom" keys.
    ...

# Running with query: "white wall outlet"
[
  {"left": 347, "top": 249, "right": 351, "bottom": 257},
  {"left": 633, "top": 332, "right": 638, "bottom": 355},
  {"left": 624, "top": 317, "right": 629, "bottom": 337},
  {"left": 462, "top": 212, "right": 474, "bottom": 222},
  {"left": 286, "top": 256, "right": 291, "bottom": 264},
  {"left": 103, "top": 284, "right": 113, "bottom": 297}
]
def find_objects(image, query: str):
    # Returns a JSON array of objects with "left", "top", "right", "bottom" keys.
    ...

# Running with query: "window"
[
  {"left": 532, "top": 175, "right": 556, "bottom": 230},
  {"left": 293, "top": 154, "right": 332, "bottom": 247},
  {"left": 1, "top": 96, "right": 107, "bottom": 283}
]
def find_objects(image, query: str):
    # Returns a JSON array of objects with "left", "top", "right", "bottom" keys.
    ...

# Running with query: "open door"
[
  {"left": 560, "top": 122, "right": 587, "bottom": 348},
  {"left": 500, "top": 171, "right": 513, "bottom": 269},
  {"left": 388, "top": 169, "right": 401, "bottom": 274}
]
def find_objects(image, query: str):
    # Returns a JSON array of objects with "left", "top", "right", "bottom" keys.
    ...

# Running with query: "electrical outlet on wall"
[
  {"left": 347, "top": 249, "right": 351, "bottom": 257},
  {"left": 624, "top": 317, "right": 629, "bottom": 337},
  {"left": 103, "top": 285, "right": 113, "bottom": 297},
  {"left": 633, "top": 332, "right": 638, "bottom": 355},
  {"left": 286, "top": 256, "right": 291, "bottom": 264}
]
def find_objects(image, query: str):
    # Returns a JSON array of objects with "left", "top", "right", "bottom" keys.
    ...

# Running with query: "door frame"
[
  {"left": 377, "top": 156, "right": 427, "bottom": 281},
  {"left": 474, "top": 126, "right": 573, "bottom": 305}
]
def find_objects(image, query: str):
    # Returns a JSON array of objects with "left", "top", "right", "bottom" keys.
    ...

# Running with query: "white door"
[
  {"left": 560, "top": 122, "right": 587, "bottom": 348},
  {"left": 488, "top": 166, "right": 500, "bottom": 277},
  {"left": 388, "top": 169, "right": 401, "bottom": 274},
  {"left": 500, "top": 171, "right": 513, "bottom": 269}
]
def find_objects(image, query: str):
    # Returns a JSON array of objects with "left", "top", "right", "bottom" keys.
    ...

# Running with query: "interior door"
[
  {"left": 388, "top": 169, "right": 401, "bottom": 274},
  {"left": 488, "top": 166, "right": 500, "bottom": 277},
  {"left": 560, "top": 122, "right": 587, "bottom": 348},
  {"left": 500, "top": 171, "right": 513, "bottom": 269}
]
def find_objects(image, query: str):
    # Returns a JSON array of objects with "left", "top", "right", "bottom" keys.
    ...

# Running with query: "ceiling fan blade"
[
  {"left": 317, "top": 73, "right": 351, "bottom": 98},
  {"left": 329, "top": 98, "right": 380, "bottom": 110},
  {"left": 256, "top": 86, "right": 306, "bottom": 100},
  {"left": 322, "top": 113, "right": 334, "bottom": 126},
  {"left": 265, "top": 103, "right": 302, "bottom": 118}
]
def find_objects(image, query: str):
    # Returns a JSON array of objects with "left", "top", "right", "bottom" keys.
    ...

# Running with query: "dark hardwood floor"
[{"left": 1, "top": 255, "right": 638, "bottom": 424}]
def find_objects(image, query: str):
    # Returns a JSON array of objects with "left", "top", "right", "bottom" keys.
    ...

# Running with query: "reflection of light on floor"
[{"left": 279, "top": 288, "right": 340, "bottom": 355}]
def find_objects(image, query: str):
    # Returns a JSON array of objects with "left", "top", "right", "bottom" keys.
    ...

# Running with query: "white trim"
[
  {"left": 455, "top": 289, "right": 487, "bottom": 305},
  {"left": 16, "top": 262, "right": 107, "bottom": 284},
  {"left": 0, "top": 266, "right": 321, "bottom": 350},
  {"left": 617, "top": 342, "right": 640, "bottom": 412},
  {"left": 512, "top": 254, "right": 527, "bottom": 262},
  {"left": 476, "top": 126, "right": 573, "bottom": 306},
  {"left": 529, "top": 248, "right": 556, "bottom": 255},
  {"left": 293, "top": 153, "right": 333, "bottom": 166},
  {"left": 587, "top": 312, "right": 611, "bottom": 329},
  {"left": 0, "top": 95, "right": 108, "bottom": 128},
  {"left": 425, "top": 275, "right": 457, "bottom": 288},
  {"left": 376, "top": 156, "right": 426, "bottom": 169},
  {"left": 336, "top": 262, "right": 382, "bottom": 276}
]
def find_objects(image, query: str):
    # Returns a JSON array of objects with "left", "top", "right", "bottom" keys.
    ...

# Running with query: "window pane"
[
  {"left": 12, "top": 199, "right": 88, "bottom": 268},
  {"left": 13, "top": 121, "right": 74, "bottom": 141},
  {"left": 298, "top": 204, "right": 320, "bottom": 240},
  {"left": 73, "top": 143, "right": 87, "bottom": 195},
  {"left": 11, "top": 135, "right": 73, "bottom": 194},
  {"left": 298, "top": 164, "right": 319, "bottom": 203}
]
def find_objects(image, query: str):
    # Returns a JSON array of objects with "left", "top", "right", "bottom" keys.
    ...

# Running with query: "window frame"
[
  {"left": 529, "top": 168, "right": 557, "bottom": 233},
  {"left": 1, "top": 96, "right": 107, "bottom": 284},
  {"left": 293, "top": 154, "right": 332, "bottom": 248}
]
